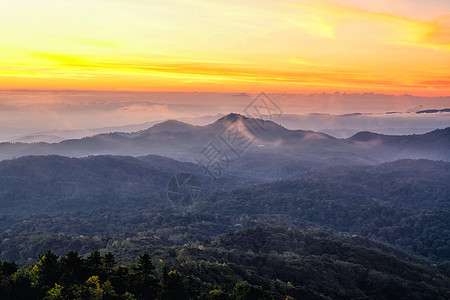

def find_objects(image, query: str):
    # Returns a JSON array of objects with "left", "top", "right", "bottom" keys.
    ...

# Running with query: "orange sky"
[{"left": 1, "top": 0, "right": 450, "bottom": 95}]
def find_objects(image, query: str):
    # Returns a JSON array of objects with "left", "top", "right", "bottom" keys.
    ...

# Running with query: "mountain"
[
  {"left": 1, "top": 114, "right": 229, "bottom": 144},
  {"left": 269, "top": 112, "right": 450, "bottom": 137},
  {"left": 347, "top": 128, "right": 450, "bottom": 161},
  {"left": 0, "top": 114, "right": 449, "bottom": 267},
  {"left": 138, "top": 154, "right": 202, "bottom": 173},
  {"left": 0, "top": 156, "right": 448, "bottom": 262},
  {"left": 194, "top": 159, "right": 450, "bottom": 260},
  {"left": 0, "top": 114, "right": 448, "bottom": 178},
  {"left": 0, "top": 154, "right": 260, "bottom": 217},
  {"left": 0, "top": 155, "right": 172, "bottom": 216},
  {"left": 2, "top": 122, "right": 160, "bottom": 143},
  {"left": 8, "top": 134, "right": 66, "bottom": 143}
]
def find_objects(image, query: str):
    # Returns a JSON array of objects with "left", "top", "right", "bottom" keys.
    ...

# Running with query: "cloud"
[
  {"left": 425, "top": 15, "right": 450, "bottom": 46},
  {"left": 0, "top": 0, "right": 449, "bottom": 94}
]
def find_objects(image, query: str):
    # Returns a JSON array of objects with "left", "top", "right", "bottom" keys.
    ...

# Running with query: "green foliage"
[
  {"left": 44, "top": 283, "right": 63, "bottom": 300},
  {"left": 1, "top": 227, "right": 448, "bottom": 299},
  {"left": 230, "top": 282, "right": 273, "bottom": 300},
  {"left": 87, "top": 251, "right": 104, "bottom": 279},
  {"left": 196, "top": 160, "right": 450, "bottom": 261},
  {"left": 1, "top": 159, "right": 449, "bottom": 263},
  {"left": 35, "top": 250, "right": 61, "bottom": 289},
  {"left": 0, "top": 156, "right": 449, "bottom": 298},
  {"left": 131, "top": 254, "right": 158, "bottom": 300}
]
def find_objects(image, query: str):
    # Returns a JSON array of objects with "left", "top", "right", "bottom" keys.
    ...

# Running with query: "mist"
[{"left": 0, "top": 90, "right": 449, "bottom": 141}]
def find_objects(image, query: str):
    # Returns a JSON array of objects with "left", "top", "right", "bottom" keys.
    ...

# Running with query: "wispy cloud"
[{"left": 0, "top": 0, "right": 449, "bottom": 95}]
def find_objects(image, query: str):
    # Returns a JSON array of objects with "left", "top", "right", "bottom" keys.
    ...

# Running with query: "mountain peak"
[
  {"left": 154, "top": 119, "right": 191, "bottom": 127},
  {"left": 349, "top": 131, "right": 383, "bottom": 141},
  {"left": 142, "top": 119, "right": 197, "bottom": 134},
  {"left": 217, "top": 113, "right": 249, "bottom": 122}
]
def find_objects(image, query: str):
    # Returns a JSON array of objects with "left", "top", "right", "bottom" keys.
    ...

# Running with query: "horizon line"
[{"left": 1, "top": 89, "right": 449, "bottom": 98}]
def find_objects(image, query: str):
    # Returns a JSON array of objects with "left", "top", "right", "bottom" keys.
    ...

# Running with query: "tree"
[
  {"left": 160, "top": 266, "right": 191, "bottom": 300},
  {"left": 86, "top": 251, "right": 104, "bottom": 278},
  {"left": 207, "top": 288, "right": 229, "bottom": 300},
  {"left": 60, "top": 251, "right": 85, "bottom": 286},
  {"left": 108, "top": 266, "right": 129, "bottom": 296},
  {"left": 86, "top": 275, "right": 104, "bottom": 299},
  {"left": 10, "top": 270, "right": 38, "bottom": 299},
  {"left": 132, "top": 254, "right": 158, "bottom": 300},
  {"left": 44, "top": 283, "right": 63, "bottom": 300},
  {"left": 230, "top": 282, "right": 273, "bottom": 300},
  {"left": 75, "top": 275, "right": 118, "bottom": 300},
  {"left": 35, "top": 250, "right": 61, "bottom": 290},
  {"left": 103, "top": 252, "right": 116, "bottom": 273},
  {"left": 1, "top": 261, "right": 18, "bottom": 277}
]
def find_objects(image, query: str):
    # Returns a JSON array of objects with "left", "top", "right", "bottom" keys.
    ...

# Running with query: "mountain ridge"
[{"left": 0, "top": 113, "right": 448, "bottom": 163}]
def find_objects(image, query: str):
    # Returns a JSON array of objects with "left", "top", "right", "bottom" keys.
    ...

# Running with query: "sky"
[{"left": 1, "top": 0, "right": 450, "bottom": 95}]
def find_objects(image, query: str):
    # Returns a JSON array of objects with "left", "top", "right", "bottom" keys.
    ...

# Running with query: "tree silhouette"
[
  {"left": 36, "top": 250, "right": 60, "bottom": 290},
  {"left": 133, "top": 254, "right": 158, "bottom": 300}
]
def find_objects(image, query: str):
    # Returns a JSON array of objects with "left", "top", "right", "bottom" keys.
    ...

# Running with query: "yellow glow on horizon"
[{"left": 0, "top": 0, "right": 449, "bottom": 95}]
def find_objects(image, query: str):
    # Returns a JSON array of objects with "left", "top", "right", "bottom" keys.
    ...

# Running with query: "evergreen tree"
[
  {"left": 103, "top": 252, "right": 116, "bottom": 273},
  {"left": 60, "top": 251, "right": 85, "bottom": 286},
  {"left": 108, "top": 266, "right": 130, "bottom": 296},
  {"left": 86, "top": 251, "right": 104, "bottom": 278},
  {"left": 36, "top": 250, "right": 61, "bottom": 290},
  {"left": 133, "top": 254, "right": 158, "bottom": 300}
]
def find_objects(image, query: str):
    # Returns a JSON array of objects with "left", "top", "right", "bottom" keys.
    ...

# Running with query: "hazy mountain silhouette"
[{"left": 0, "top": 114, "right": 448, "bottom": 169}]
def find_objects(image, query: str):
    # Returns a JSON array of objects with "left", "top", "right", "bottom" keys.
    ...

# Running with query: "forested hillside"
[
  {"left": 197, "top": 160, "right": 450, "bottom": 260},
  {"left": 1, "top": 227, "right": 449, "bottom": 299},
  {"left": 0, "top": 156, "right": 448, "bottom": 263}
]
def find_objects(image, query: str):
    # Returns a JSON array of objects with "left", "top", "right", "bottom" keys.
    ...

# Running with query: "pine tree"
[
  {"left": 133, "top": 254, "right": 158, "bottom": 300},
  {"left": 86, "top": 251, "right": 104, "bottom": 279},
  {"left": 36, "top": 250, "right": 61, "bottom": 290},
  {"left": 103, "top": 252, "right": 116, "bottom": 273}
]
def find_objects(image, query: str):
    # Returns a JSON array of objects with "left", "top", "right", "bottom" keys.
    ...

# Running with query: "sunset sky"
[{"left": 1, "top": 0, "right": 450, "bottom": 95}]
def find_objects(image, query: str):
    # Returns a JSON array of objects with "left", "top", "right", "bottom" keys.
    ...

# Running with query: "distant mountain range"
[
  {"left": 0, "top": 114, "right": 448, "bottom": 174},
  {"left": 4, "top": 109, "right": 449, "bottom": 142},
  {"left": 2, "top": 122, "right": 160, "bottom": 143},
  {"left": 1, "top": 114, "right": 227, "bottom": 143}
]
